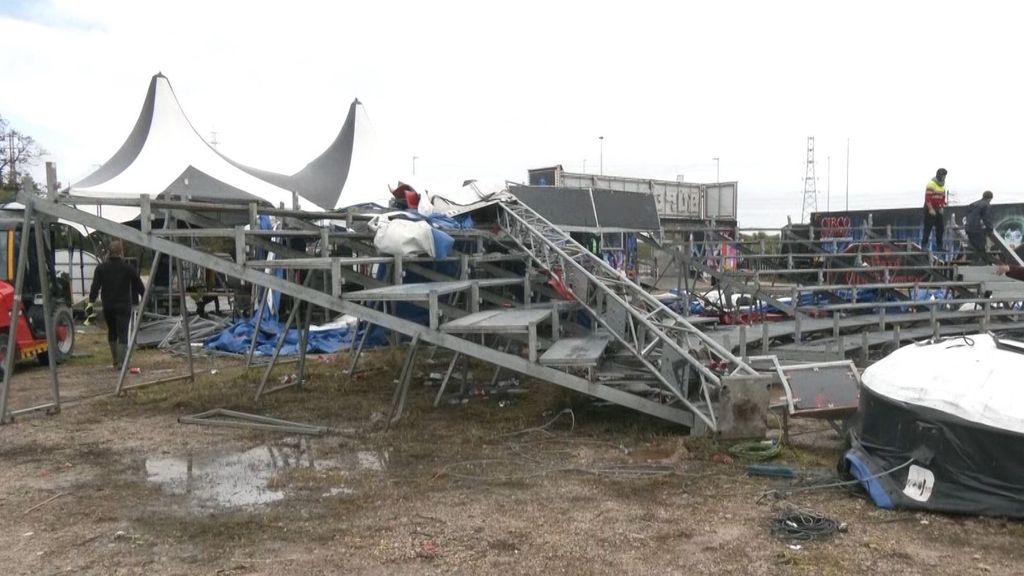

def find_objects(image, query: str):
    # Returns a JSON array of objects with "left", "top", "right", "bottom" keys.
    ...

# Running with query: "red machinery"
[
  {"left": 0, "top": 216, "right": 76, "bottom": 373},
  {"left": 0, "top": 281, "right": 73, "bottom": 367}
]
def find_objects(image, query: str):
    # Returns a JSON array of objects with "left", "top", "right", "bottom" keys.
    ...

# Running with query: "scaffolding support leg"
[
  {"left": 244, "top": 286, "right": 272, "bottom": 369},
  {"left": 434, "top": 352, "right": 461, "bottom": 407},
  {"left": 489, "top": 338, "right": 512, "bottom": 386},
  {"left": 387, "top": 334, "right": 421, "bottom": 429},
  {"left": 175, "top": 257, "right": 195, "bottom": 383},
  {"left": 115, "top": 216, "right": 171, "bottom": 395},
  {"left": 297, "top": 286, "right": 314, "bottom": 388},
  {"left": 1, "top": 205, "right": 35, "bottom": 423},
  {"left": 255, "top": 292, "right": 303, "bottom": 401},
  {"left": 347, "top": 301, "right": 375, "bottom": 377},
  {"left": 33, "top": 220, "right": 61, "bottom": 413}
]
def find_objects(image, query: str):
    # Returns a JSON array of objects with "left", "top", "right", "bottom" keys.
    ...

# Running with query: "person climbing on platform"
[
  {"left": 922, "top": 168, "right": 947, "bottom": 252},
  {"left": 965, "top": 190, "right": 995, "bottom": 264},
  {"left": 86, "top": 240, "right": 145, "bottom": 369}
]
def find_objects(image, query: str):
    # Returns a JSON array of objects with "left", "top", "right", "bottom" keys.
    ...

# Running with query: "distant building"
[{"left": 526, "top": 165, "right": 738, "bottom": 243}]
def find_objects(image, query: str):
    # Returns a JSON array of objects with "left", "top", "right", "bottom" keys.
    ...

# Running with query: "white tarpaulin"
[{"left": 862, "top": 334, "right": 1024, "bottom": 434}]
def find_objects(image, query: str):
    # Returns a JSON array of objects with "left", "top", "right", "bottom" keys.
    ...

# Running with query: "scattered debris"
[
  {"left": 747, "top": 464, "right": 795, "bottom": 478},
  {"left": 418, "top": 540, "right": 439, "bottom": 558},
  {"left": 711, "top": 453, "right": 734, "bottom": 465},
  {"left": 23, "top": 492, "right": 65, "bottom": 515},
  {"left": 178, "top": 408, "right": 332, "bottom": 436}
]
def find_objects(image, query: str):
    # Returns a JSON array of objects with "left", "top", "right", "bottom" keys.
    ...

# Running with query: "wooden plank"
[{"left": 540, "top": 337, "right": 610, "bottom": 367}]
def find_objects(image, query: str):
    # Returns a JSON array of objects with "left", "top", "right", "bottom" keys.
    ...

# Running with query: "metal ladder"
[{"left": 497, "top": 198, "right": 758, "bottom": 432}]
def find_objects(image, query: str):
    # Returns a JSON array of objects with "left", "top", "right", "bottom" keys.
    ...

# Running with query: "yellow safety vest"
[{"left": 925, "top": 179, "right": 946, "bottom": 208}]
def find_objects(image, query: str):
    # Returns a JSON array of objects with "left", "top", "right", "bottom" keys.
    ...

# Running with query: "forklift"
[{"left": 0, "top": 208, "right": 76, "bottom": 373}]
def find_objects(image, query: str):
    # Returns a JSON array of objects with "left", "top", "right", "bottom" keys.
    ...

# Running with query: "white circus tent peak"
[
  {"left": 230, "top": 98, "right": 393, "bottom": 211},
  {"left": 71, "top": 73, "right": 314, "bottom": 223}
]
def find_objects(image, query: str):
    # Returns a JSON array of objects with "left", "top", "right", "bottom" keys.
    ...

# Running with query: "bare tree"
[{"left": 0, "top": 113, "right": 48, "bottom": 192}]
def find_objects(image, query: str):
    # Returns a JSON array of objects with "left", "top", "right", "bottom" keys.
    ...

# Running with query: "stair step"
[{"left": 539, "top": 336, "right": 610, "bottom": 368}]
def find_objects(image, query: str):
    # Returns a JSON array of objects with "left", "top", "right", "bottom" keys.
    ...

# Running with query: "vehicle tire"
[{"left": 37, "top": 306, "right": 75, "bottom": 365}]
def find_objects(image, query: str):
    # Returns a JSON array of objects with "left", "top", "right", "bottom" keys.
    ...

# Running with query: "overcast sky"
[{"left": 1, "top": 0, "right": 1021, "bottom": 227}]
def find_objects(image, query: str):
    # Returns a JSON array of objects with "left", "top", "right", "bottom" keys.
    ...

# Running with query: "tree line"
[{"left": 0, "top": 113, "right": 47, "bottom": 201}]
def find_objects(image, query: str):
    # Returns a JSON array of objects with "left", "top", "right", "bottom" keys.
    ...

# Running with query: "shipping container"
[{"left": 526, "top": 165, "right": 737, "bottom": 220}]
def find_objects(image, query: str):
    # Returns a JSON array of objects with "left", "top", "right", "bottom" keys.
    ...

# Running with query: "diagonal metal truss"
[{"left": 497, "top": 198, "right": 757, "bottom": 431}]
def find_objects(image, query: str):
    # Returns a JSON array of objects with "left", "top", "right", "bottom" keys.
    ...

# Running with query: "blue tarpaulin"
[{"left": 203, "top": 316, "right": 386, "bottom": 356}]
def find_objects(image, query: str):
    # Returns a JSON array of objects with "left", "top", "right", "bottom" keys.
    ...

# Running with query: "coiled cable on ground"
[
  {"left": 728, "top": 439, "right": 783, "bottom": 461},
  {"left": 768, "top": 504, "right": 845, "bottom": 542},
  {"left": 729, "top": 411, "right": 784, "bottom": 461}
]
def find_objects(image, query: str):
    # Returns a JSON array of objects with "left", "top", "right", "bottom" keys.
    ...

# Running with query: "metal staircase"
[{"left": 497, "top": 198, "right": 759, "bottom": 432}]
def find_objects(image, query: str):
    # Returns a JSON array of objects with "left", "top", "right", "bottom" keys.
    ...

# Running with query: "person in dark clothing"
[
  {"left": 965, "top": 190, "right": 995, "bottom": 264},
  {"left": 86, "top": 241, "right": 145, "bottom": 368}
]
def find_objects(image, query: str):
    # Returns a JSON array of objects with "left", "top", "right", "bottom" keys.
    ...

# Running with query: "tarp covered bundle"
[
  {"left": 844, "top": 334, "right": 1024, "bottom": 517},
  {"left": 203, "top": 316, "right": 384, "bottom": 356}
]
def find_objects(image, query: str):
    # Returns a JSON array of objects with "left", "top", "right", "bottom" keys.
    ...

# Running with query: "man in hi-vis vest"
[{"left": 922, "top": 168, "right": 947, "bottom": 251}]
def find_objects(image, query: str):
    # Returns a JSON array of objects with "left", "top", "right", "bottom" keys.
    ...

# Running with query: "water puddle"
[{"left": 144, "top": 438, "right": 386, "bottom": 511}]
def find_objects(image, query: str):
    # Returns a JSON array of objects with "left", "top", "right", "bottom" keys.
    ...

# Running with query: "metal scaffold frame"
[{"left": 2, "top": 192, "right": 704, "bottom": 429}]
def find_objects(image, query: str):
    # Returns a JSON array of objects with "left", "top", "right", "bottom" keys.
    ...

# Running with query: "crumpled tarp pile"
[{"left": 203, "top": 315, "right": 386, "bottom": 356}]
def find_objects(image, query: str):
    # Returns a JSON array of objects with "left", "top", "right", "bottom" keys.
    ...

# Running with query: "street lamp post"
[
  {"left": 712, "top": 157, "right": 720, "bottom": 187},
  {"left": 599, "top": 136, "right": 604, "bottom": 176}
]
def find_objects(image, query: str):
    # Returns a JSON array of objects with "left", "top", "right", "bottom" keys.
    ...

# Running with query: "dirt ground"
[{"left": 1, "top": 326, "right": 1021, "bottom": 575}]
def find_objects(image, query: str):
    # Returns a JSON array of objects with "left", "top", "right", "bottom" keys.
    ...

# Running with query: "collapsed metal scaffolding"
[
  {"left": 2, "top": 191, "right": 769, "bottom": 434},
  {"left": 5, "top": 190, "right": 1023, "bottom": 435}
]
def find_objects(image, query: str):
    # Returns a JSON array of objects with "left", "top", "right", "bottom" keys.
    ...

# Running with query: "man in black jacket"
[
  {"left": 86, "top": 241, "right": 145, "bottom": 368},
  {"left": 965, "top": 191, "right": 994, "bottom": 264}
]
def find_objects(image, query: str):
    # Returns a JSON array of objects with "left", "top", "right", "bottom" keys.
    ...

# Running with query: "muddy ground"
[{"left": 0, "top": 327, "right": 1021, "bottom": 575}]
